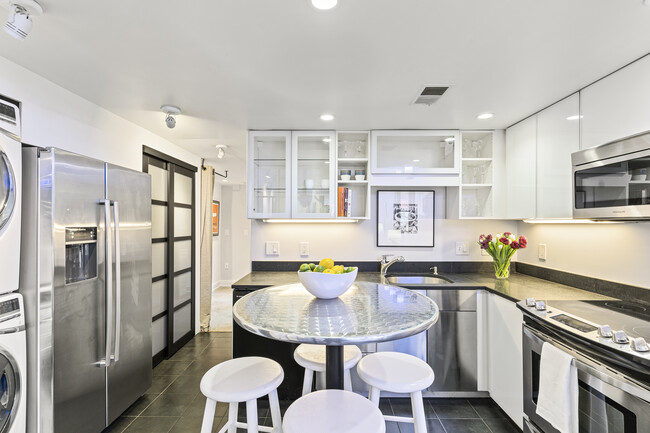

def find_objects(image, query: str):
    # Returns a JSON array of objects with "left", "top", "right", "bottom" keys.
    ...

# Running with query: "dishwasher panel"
[{"left": 427, "top": 310, "right": 478, "bottom": 392}]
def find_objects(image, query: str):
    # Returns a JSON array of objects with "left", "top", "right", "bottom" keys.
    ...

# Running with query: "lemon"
[
  {"left": 319, "top": 258, "right": 335, "bottom": 269},
  {"left": 332, "top": 265, "right": 345, "bottom": 274},
  {"left": 323, "top": 269, "right": 336, "bottom": 274}
]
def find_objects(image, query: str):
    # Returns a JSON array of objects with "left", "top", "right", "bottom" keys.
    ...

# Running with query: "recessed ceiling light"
[
  {"left": 413, "top": 159, "right": 421, "bottom": 162},
  {"left": 311, "top": 0, "right": 337, "bottom": 10},
  {"left": 566, "top": 115, "right": 583, "bottom": 121},
  {"left": 477, "top": 113, "right": 494, "bottom": 120},
  {"left": 320, "top": 114, "right": 334, "bottom": 121}
]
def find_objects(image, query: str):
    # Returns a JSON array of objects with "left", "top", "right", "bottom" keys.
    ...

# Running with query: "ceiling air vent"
[{"left": 412, "top": 86, "right": 449, "bottom": 106}]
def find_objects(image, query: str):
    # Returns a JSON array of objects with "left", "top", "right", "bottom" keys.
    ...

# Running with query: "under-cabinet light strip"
[
  {"left": 263, "top": 219, "right": 358, "bottom": 224},
  {"left": 522, "top": 219, "right": 622, "bottom": 224}
]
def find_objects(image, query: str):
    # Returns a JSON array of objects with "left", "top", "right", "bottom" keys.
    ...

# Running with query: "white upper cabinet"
[
  {"left": 247, "top": 131, "right": 292, "bottom": 219},
  {"left": 505, "top": 117, "right": 537, "bottom": 219},
  {"left": 291, "top": 131, "right": 337, "bottom": 218},
  {"left": 371, "top": 130, "right": 460, "bottom": 174},
  {"left": 581, "top": 55, "right": 650, "bottom": 150},
  {"left": 536, "top": 93, "right": 580, "bottom": 218}
]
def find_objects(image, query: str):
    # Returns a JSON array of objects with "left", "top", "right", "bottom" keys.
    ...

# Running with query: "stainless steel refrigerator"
[{"left": 20, "top": 147, "right": 152, "bottom": 433}]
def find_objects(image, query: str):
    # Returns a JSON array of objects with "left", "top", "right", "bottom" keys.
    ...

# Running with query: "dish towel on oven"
[{"left": 536, "top": 342, "right": 579, "bottom": 433}]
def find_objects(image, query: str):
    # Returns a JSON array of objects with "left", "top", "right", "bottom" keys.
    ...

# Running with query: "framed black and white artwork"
[{"left": 376, "top": 190, "right": 435, "bottom": 247}]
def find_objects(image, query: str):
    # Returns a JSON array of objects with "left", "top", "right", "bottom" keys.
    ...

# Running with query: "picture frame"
[
  {"left": 212, "top": 201, "right": 220, "bottom": 236},
  {"left": 376, "top": 190, "right": 435, "bottom": 247}
]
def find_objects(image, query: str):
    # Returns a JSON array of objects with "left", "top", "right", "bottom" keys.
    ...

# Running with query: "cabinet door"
[
  {"left": 247, "top": 131, "right": 292, "bottom": 218},
  {"left": 581, "top": 55, "right": 650, "bottom": 150},
  {"left": 487, "top": 293, "right": 523, "bottom": 429},
  {"left": 506, "top": 117, "right": 537, "bottom": 218},
  {"left": 291, "top": 131, "right": 336, "bottom": 218},
  {"left": 536, "top": 94, "right": 580, "bottom": 218},
  {"left": 371, "top": 130, "right": 460, "bottom": 174}
]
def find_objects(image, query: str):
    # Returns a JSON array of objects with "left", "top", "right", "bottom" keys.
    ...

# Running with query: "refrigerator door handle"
[
  {"left": 101, "top": 199, "right": 113, "bottom": 368},
  {"left": 112, "top": 200, "right": 121, "bottom": 363}
]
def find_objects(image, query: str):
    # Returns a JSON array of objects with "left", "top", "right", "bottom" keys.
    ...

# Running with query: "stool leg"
[
  {"left": 268, "top": 389, "right": 283, "bottom": 433},
  {"left": 344, "top": 370, "right": 352, "bottom": 392},
  {"left": 302, "top": 368, "right": 314, "bottom": 396},
  {"left": 228, "top": 402, "right": 238, "bottom": 433},
  {"left": 246, "top": 399, "right": 259, "bottom": 433},
  {"left": 368, "top": 386, "right": 381, "bottom": 406},
  {"left": 200, "top": 398, "right": 216, "bottom": 433},
  {"left": 411, "top": 390, "right": 427, "bottom": 433}
]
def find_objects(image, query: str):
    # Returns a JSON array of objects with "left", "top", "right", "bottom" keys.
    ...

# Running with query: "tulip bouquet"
[{"left": 478, "top": 232, "right": 527, "bottom": 279}]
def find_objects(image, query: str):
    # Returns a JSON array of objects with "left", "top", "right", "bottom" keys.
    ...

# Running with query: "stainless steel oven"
[
  {"left": 572, "top": 130, "right": 650, "bottom": 220},
  {"left": 523, "top": 323, "right": 650, "bottom": 433}
]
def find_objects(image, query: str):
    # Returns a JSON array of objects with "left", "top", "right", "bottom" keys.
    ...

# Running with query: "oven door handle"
[{"left": 523, "top": 325, "right": 650, "bottom": 403}]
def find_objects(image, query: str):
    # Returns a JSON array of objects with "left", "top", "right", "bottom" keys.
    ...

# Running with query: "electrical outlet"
[
  {"left": 224, "top": 262, "right": 230, "bottom": 270},
  {"left": 455, "top": 241, "right": 469, "bottom": 256},
  {"left": 538, "top": 244, "right": 547, "bottom": 261},
  {"left": 299, "top": 242, "right": 309, "bottom": 257},
  {"left": 265, "top": 241, "right": 280, "bottom": 256}
]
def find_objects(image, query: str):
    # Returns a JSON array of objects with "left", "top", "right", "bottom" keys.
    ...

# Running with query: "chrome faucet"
[{"left": 380, "top": 255, "right": 405, "bottom": 275}]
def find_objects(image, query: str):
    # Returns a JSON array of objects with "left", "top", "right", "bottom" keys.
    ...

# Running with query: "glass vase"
[{"left": 493, "top": 259, "right": 511, "bottom": 279}]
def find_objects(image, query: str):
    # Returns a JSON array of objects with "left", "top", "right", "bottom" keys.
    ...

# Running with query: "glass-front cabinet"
[
  {"left": 291, "top": 131, "right": 337, "bottom": 218},
  {"left": 247, "top": 131, "right": 292, "bottom": 218},
  {"left": 371, "top": 130, "right": 460, "bottom": 174}
]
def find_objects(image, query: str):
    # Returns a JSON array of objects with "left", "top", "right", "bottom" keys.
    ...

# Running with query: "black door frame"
[{"left": 143, "top": 146, "right": 198, "bottom": 366}]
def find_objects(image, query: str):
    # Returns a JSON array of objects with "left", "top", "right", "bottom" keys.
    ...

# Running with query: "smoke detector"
[
  {"left": 2, "top": 0, "right": 43, "bottom": 40},
  {"left": 412, "top": 86, "right": 450, "bottom": 106}
]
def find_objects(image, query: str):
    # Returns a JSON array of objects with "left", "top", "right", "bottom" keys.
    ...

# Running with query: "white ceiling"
[{"left": 1, "top": 0, "right": 650, "bottom": 183}]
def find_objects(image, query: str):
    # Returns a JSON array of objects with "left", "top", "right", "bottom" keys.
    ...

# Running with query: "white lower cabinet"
[{"left": 481, "top": 292, "right": 524, "bottom": 429}]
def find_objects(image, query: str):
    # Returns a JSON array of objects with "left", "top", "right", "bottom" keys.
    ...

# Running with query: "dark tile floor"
[{"left": 104, "top": 332, "right": 521, "bottom": 433}]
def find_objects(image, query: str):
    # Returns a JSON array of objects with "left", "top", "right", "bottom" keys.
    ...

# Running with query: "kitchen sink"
[{"left": 384, "top": 274, "right": 453, "bottom": 285}]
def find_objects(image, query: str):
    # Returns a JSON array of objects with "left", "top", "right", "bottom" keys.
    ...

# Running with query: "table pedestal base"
[{"left": 325, "top": 346, "right": 344, "bottom": 390}]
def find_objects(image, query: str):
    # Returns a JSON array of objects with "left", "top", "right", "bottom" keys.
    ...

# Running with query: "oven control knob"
[
  {"left": 526, "top": 297, "right": 536, "bottom": 307},
  {"left": 612, "top": 330, "right": 629, "bottom": 344},
  {"left": 535, "top": 301, "right": 546, "bottom": 311},
  {"left": 599, "top": 325, "right": 613, "bottom": 338},
  {"left": 631, "top": 337, "right": 649, "bottom": 352}
]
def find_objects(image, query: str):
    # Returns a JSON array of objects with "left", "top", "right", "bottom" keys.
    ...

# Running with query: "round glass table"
[{"left": 233, "top": 281, "right": 439, "bottom": 390}]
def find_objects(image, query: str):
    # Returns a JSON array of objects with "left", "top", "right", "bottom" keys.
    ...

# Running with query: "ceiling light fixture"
[
  {"left": 3, "top": 0, "right": 43, "bottom": 40},
  {"left": 477, "top": 113, "right": 494, "bottom": 120},
  {"left": 566, "top": 115, "right": 583, "bottom": 121},
  {"left": 215, "top": 144, "right": 228, "bottom": 159},
  {"left": 311, "top": 0, "right": 338, "bottom": 10},
  {"left": 160, "top": 105, "right": 181, "bottom": 129},
  {"left": 320, "top": 114, "right": 335, "bottom": 121}
]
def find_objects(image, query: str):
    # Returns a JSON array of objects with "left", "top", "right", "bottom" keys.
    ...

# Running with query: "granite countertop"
[{"left": 232, "top": 271, "right": 614, "bottom": 303}]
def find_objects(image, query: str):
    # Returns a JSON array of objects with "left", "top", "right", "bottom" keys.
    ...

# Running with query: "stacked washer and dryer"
[{"left": 0, "top": 95, "right": 27, "bottom": 433}]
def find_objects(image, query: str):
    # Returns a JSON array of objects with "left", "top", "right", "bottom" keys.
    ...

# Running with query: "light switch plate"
[
  {"left": 538, "top": 244, "right": 547, "bottom": 261},
  {"left": 455, "top": 241, "right": 469, "bottom": 256},
  {"left": 299, "top": 242, "right": 309, "bottom": 257},
  {"left": 265, "top": 241, "right": 280, "bottom": 256}
]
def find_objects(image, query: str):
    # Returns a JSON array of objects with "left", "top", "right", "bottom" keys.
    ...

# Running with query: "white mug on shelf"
[{"left": 305, "top": 179, "right": 314, "bottom": 189}]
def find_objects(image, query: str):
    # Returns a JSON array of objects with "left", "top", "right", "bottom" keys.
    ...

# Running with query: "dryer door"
[
  {"left": 0, "top": 145, "right": 16, "bottom": 231},
  {"left": 0, "top": 352, "right": 19, "bottom": 433}
]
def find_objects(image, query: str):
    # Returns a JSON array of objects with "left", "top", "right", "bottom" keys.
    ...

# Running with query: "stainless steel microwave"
[{"left": 572, "top": 131, "right": 650, "bottom": 220}]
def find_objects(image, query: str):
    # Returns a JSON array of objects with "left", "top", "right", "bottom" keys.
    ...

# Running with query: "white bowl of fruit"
[{"left": 297, "top": 259, "right": 358, "bottom": 299}]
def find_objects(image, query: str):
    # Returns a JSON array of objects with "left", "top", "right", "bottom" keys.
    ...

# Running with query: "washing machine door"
[
  {"left": 0, "top": 352, "right": 18, "bottom": 433},
  {"left": 0, "top": 145, "right": 15, "bottom": 231}
]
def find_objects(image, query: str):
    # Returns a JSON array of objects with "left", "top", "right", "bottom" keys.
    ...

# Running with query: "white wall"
[
  {"left": 0, "top": 55, "right": 205, "bottom": 330},
  {"left": 252, "top": 188, "right": 517, "bottom": 262},
  {"left": 220, "top": 185, "right": 251, "bottom": 284},
  {"left": 516, "top": 222, "right": 650, "bottom": 290}
]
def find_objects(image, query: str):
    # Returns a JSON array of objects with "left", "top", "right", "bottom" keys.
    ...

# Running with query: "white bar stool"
[
  {"left": 293, "top": 343, "right": 362, "bottom": 395},
  {"left": 199, "top": 357, "right": 284, "bottom": 433},
  {"left": 282, "top": 389, "right": 386, "bottom": 433},
  {"left": 357, "top": 352, "right": 435, "bottom": 433}
]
